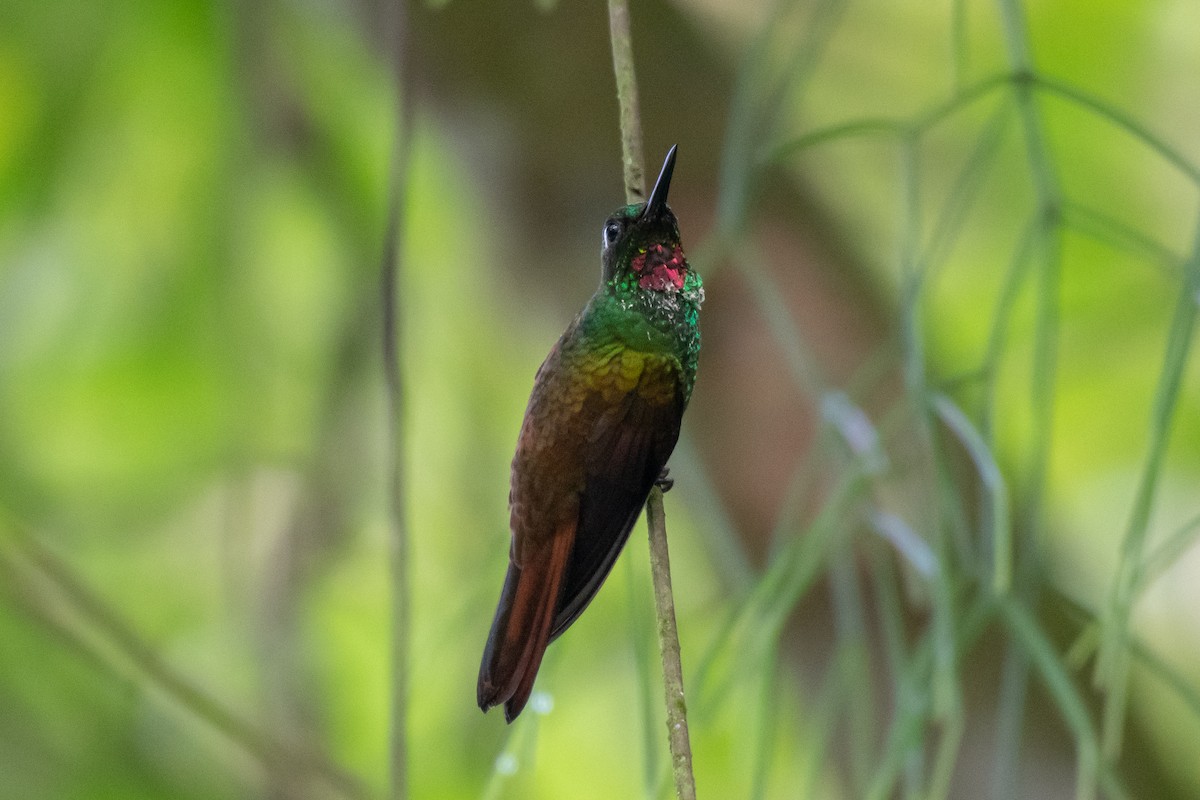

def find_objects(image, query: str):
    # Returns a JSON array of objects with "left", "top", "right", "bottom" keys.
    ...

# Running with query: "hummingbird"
[{"left": 477, "top": 146, "right": 703, "bottom": 722}]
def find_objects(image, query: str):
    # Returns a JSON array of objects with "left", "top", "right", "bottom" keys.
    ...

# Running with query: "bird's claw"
[{"left": 654, "top": 467, "right": 674, "bottom": 493}]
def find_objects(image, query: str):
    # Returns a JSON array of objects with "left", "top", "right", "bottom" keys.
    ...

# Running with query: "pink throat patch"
[{"left": 630, "top": 243, "right": 686, "bottom": 292}]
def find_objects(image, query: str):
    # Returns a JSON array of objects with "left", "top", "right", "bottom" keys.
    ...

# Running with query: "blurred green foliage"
[{"left": 2, "top": 1, "right": 1200, "bottom": 799}]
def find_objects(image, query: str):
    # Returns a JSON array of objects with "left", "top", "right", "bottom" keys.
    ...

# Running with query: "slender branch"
[
  {"left": 607, "top": 0, "right": 645, "bottom": 205},
  {"left": 607, "top": 5, "right": 698, "bottom": 797},
  {"left": 379, "top": 0, "right": 414, "bottom": 797},
  {"left": 645, "top": 487, "right": 698, "bottom": 800}
]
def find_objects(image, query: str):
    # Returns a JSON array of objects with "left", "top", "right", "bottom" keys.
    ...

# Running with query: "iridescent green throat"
[{"left": 581, "top": 268, "right": 704, "bottom": 400}]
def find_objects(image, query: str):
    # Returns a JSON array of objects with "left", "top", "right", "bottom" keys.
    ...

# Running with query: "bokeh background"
[{"left": 2, "top": 1, "right": 1200, "bottom": 798}]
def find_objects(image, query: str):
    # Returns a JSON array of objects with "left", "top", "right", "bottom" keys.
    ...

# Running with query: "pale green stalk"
[{"left": 607, "top": 3, "right": 698, "bottom": 797}]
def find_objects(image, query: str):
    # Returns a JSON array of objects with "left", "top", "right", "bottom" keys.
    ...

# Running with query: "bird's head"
[{"left": 601, "top": 146, "right": 692, "bottom": 294}]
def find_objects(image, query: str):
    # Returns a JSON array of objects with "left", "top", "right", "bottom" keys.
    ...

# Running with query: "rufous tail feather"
[{"left": 477, "top": 529, "right": 573, "bottom": 722}]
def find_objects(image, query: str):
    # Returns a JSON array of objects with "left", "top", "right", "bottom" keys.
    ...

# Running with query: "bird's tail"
[{"left": 477, "top": 530, "right": 572, "bottom": 722}]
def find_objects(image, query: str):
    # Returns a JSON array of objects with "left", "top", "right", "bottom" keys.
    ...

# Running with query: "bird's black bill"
[{"left": 642, "top": 144, "right": 677, "bottom": 221}]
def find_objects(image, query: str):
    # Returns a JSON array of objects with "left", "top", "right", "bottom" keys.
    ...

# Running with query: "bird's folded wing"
[{"left": 549, "top": 369, "right": 684, "bottom": 639}]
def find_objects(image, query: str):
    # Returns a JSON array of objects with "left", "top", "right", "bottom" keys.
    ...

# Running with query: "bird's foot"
[{"left": 655, "top": 467, "right": 674, "bottom": 493}]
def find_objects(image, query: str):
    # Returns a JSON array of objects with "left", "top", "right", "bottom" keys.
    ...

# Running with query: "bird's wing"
[{"left": 549, "top": 356, "right": 684, "bottom": 640}]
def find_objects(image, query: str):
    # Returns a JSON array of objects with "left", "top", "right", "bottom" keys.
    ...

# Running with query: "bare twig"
[
  {"left": 606, "top": 3, "right": 699, "bottom": 797},
  {"left": 607, "top": 0, "right": 646, "bottom": 205},
  {"left": 646, "top": 487, "right": 698, "bottom": 800}
]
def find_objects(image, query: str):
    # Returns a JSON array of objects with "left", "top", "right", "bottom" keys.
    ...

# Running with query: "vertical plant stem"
[
  {"left": 646, "top": 487, "right": 698, "bottom": 800},
  {"left": 380, "top": 1, "right": 414, "bottom": 797},
  {"left": 607, "top": 2, "right": 698, "bottom": 797},
  {"left": 1098, "top": 218, "right": 1200, "bottom": 759},
  {"left": 608, "top": 0, "right": 645, "bottom": 204},
  {"left": 989, "top": 642, "right": 1030, "bottom": 800},
  {"left": 626, "top": 552, "right": 661, "bottom": 799},
  {"left": 995, "top": 1, "right": 1063, "bottom": 563}
]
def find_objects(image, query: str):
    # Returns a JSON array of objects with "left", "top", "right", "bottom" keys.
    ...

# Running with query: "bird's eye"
[{"left": 603, "top": 221, "right": 622, "bottom": 249}]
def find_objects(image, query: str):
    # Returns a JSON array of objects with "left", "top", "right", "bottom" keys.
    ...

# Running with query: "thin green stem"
[
  {"left": 800, "top": 649, "right": 850, "bottom": 798},
  {"left": 734, "top": 244, "right": 829, "bottom": 397},
  {"left": 913, "top": 73, "right": 1017, "bottom": 133},
  {"left": 748, "top": 637, "right": 780, "bottom": 800},
  {"left": 480, "top": 707, "right": 541, "bottom": 800},
  {"left": 759, "top": 469, "right": 871, "bottom": 640},
  {"left": 1026, "top": 223, "right": 1063, "bottom": 526},
  {"left": 928, "top": 704, "right": 965, "bottom": 800},
  {"left": 692, "top": 464, "right": 869, "bottom": 719},
  {"left": 672, "top": 433, "right": 755, "bottom": 590},
  {"left": 895, "top": 122, "right": 969, "bottom": 741},
  {"left": 866, "top": 537, "right": 910, "bottom": 690},
  {"left": 719, "top": 0, "right": 848, "bottom": 237},
  {"left": 919, "top": 97, "right": 1012, "bottom": 274},
  {"left": 830, "top": 548, "right": 874, "bottom": 795},
  {"left": 1099, "top": 217, "right": 1200, "bottom": 758},
  {"left": 766, "top": 119, "right": 907, "bottom": 163},
  {"left": 979, "top": 212, "right": 1040, "bottom": 443},
  {"left": 766, "top": 73, "right": 1016, "bottom": 166},
  {"left": 380, "top": 0, "right": 414, "bottom": 796},
  {"left": 1032, "top": 74, "right": 1200, "bottom": 188},
  {"left": 1130, "top": 635, "right": 1200, "bottom": 723},
  {"left": 994, "top": 0, "right": 1063, "bottom": 574},
  {"left": 864, "top": 596, "right": 994, "bottom": 800},
  {"left": 1062, "top": 201, "right": 1182, "bottom": 274},
  {"left": 933, "top": 394, "right": 1012, "bottom": 593},
  {"left": 989, "top": 641, "right": 1030, "bottom": 800},
  {"left": 1134, "top": 511, "right": 1200, "bottom": 594},
  {"left": 998, "top": 599, "right": 1129, "bottom": 800},
  {"left": 626, "top": 553, "right": 660, "bottom": 800}
]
